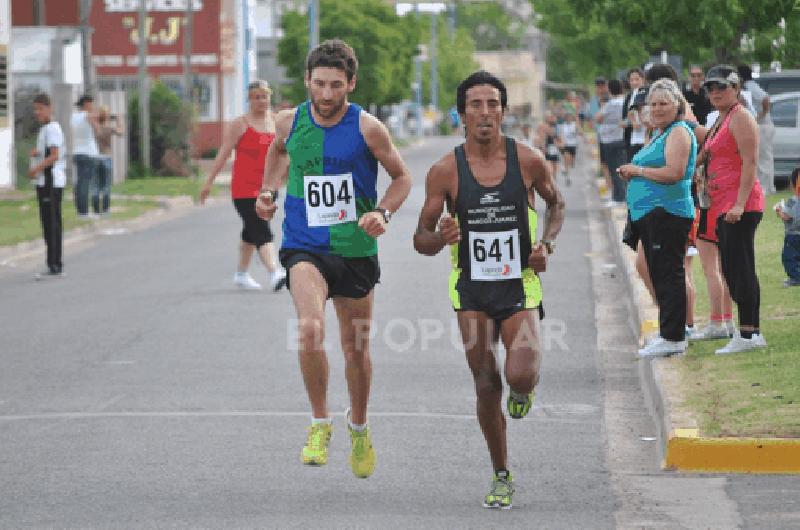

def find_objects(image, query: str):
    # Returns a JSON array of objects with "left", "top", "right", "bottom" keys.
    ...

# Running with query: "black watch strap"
[{"left": 373, "top": 207, "right": 391, "bottom": 223}]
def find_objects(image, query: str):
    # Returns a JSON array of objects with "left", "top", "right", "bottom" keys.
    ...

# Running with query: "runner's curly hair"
[
  {"left": 456, "top": 70, "right": 508, "bottom": 115},
  {"left": 306, "top": 39, "right": 358, "bottom": 82}
]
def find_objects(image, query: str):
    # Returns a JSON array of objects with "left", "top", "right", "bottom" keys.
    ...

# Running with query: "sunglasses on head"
[{"left": 705, "top": 81, "right": 732, "bottom": 91}]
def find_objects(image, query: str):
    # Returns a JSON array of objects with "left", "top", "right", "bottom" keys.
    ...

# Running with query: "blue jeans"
[
  {"left": 95, "top": 157, "right": 113, "bottom": 213},
  {"left": 783, "top": 233, "right": 800, "bottom": 282},
  {"left": 73, "top": 154, "right": 99, "bottom": 215}
]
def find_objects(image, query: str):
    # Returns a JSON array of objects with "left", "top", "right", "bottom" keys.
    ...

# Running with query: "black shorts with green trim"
[
  {"left": 279, "top": 249, "right": 380, "bottom": 299},
  {"left": 453, "top": 277, "right": 544, "bottom": 324}
]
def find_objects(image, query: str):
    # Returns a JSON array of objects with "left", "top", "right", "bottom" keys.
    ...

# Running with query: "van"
[
  {"left": 771, "top": 91, "right": 800, "bottom": 188},
  {"left": 753, "top": 70, "right": 800, "bottom": 95}
]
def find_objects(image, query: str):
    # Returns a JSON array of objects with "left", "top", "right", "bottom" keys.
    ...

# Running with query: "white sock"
[
  {"left": 349, "top": 422, "right": 367, "bottom": 432},
  {"left": 311, "top": 417, "right": 331, "bottom": 425}
]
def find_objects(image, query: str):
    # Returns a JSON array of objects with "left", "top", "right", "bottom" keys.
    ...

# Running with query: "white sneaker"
[
  {"left": 725, "top": 321, "right": 737, "bottom": 338},
  {"left": 688, "top": 321, "right": 729, "bottom": 341},
  {"left": 715, "top": 333, "right": 766, "bottom": 355},
  {"left": 751, "top": 333, "right": 767, "bottom": 348},
  {"left": 638, "top": 337, "right": 687, "bottom": 357},
  {"left": 270, "top": 268, "right": 287, "bottom": 292},
  {"left": 234, "top": 272, "right": 262, "bottom": 290}
]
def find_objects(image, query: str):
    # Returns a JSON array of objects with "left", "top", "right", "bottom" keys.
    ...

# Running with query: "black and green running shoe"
[
  {"left": 483, "top": 470, "right": 514, "bottom": 509},
  {"left": 507, "top": 390, "right": 534, "bottom": 419}
]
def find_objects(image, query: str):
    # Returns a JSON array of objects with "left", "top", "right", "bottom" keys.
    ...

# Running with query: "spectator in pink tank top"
[
  {"left": 199, "top": 80, "right": 287, "bottom": 291},
  {"left": 694, "top": 65, "right": 766, "bottom": 354}
]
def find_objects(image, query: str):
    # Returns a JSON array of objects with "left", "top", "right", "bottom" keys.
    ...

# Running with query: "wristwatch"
[
  {"left": 259, "top": 188, "right": 279, "bottom": 202},
  {"left": 373, "top": 207, "right": 392, "bottom": 224},
  {"left": 541, "top": 239, "right": 555, "bottom": 255}
]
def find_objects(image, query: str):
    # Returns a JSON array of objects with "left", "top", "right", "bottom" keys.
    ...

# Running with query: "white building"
[{"left": 0, "top": 0, "right": 13, "bottom": 189}]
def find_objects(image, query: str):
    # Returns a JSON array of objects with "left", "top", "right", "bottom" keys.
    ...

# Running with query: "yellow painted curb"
[{"left": 665, "top": 428, "right": 800, "bottom": 473}]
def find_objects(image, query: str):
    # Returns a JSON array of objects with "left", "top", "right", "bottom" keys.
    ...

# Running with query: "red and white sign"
[{"left": 91, "top": 0, "right": 221, "bottom": 76}]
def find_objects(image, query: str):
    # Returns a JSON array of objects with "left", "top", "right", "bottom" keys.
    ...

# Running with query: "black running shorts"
[{"left": 279, "top": 249, "right": 380, "bottom": 299}]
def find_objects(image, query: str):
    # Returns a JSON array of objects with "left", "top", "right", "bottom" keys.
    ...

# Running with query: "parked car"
[
  {"left": 753, "top": 70, "right": 800, "bottom": 95},
  {"left": 771, "top": 91, "right": 800, "bottom": 189}
]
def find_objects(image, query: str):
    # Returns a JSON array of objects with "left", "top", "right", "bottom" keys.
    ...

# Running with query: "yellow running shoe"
[
  {"left": 507, "top": 389, "right": 535, "bottom": 419},
  {"left": 301, "top": 422, "right": 332, "bottom": 466},
  {"left": 483, "top": 470, "right": 514, "bottom": 509},
  {"left": 346, "top": 408, "right": 376, "bottom": 478}
]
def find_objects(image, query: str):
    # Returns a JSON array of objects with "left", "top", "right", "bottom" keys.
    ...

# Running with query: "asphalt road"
[{"left": 1, "top": 136, "right": 798, "bottom": 528}]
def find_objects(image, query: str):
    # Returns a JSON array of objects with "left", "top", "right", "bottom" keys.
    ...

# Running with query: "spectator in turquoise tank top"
[{"left": 618, "top": 79, "right": 697, "bottom": 357}]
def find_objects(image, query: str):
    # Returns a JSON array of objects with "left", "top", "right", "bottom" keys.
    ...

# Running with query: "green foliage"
[
  {"left": 454, "top": 2, "right": 524, "bottom": 51},
  {"left": 533, "top": 0, "right": 800, "bottom": 82},
  {"left": 128, "top": 81, "right": 194, "bottom": 177},
  {"left": 419, "top": 17, "right": 479, "bottom": 112},
  {"left": 278, "top": 0, "right": 416, "bottom": 107}
]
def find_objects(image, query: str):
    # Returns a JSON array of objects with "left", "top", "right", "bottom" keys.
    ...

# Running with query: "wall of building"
[
  {"left": 11, "top": 0, "right": 80, "bottom": 25},
  {"left": 474, "top": 50, "right": 544, "bottom": 125}
]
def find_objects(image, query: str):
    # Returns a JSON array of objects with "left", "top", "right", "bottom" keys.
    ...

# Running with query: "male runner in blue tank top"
[
  {"left": 414, "top": 71, "right": 565, "bottom": 509},
  {"left": 255, "top": 39, "right": 412, "bottom": 478}
]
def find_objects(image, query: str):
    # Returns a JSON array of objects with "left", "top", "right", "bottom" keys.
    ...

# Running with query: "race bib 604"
[{"left": 304, "top": 173, "right": 356, "bottom": 227}]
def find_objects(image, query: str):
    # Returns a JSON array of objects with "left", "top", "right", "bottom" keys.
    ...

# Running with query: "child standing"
[
  {"left": 29, "top": 93, "right": 66, "bottom": 278},
  {"left": 775, "top": 168, "right": 800, "bottom": 287}
]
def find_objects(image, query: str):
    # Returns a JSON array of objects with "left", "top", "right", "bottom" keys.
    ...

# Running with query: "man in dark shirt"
[{"left": 683, "top": 65, "right": 712, "bottom": 125}]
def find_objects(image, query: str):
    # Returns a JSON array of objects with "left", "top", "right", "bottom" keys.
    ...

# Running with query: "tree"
[
  {"left": 533, "top": 0, "right": 800, "bottom": 82},
  {"left": 278, "top": 0, "right": 417, "bottom": 108},
  {"left": 128, "top": 81, "right": 193, "bottom": 177},
  {"left": 418, "top": 14, "right": 480, "bottom": 113},
  {"left": 454, "top": 2, "right": 524, "bottom": 51}
]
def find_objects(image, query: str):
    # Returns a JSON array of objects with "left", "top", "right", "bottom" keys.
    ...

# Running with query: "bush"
[
  {"left": 13, "top": 88, "right": 41, "bottom": 188},
  {"left": 128, "top": 81, "right": 194, "bottom": 177}
]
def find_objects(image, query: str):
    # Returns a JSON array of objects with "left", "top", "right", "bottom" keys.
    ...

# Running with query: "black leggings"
[
  {"left": 634, "top": 208, "right": 693, "bottom": 341},
  {"left": 233, "top": 198, "right": 273, "bottom": 248},
  {"left": 717, "top": 212, "right": 762, "bottom": 329}
]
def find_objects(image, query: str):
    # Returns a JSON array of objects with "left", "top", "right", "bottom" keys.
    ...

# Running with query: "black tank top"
[{"left": 453, "top": 137, "right": 533, "bottom": 281}]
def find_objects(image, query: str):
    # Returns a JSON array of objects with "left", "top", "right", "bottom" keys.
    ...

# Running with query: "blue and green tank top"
[{"left": 282, "top": 101, "right": 379, "bottom": 257}]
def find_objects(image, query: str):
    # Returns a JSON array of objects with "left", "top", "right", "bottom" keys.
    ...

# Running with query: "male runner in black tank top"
[{"left": 414, "top": 71, "right": 565, "bottom": 509}]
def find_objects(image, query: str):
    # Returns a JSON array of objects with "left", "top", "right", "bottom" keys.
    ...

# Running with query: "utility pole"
[
  {"left": 308, "top": 0, "right": 319, "bottom": 52},
  {"left": 183, "top": 0, "right": 194, "bottom": 162},
  {"left": 137, "top": 1, "right": 150, "bottom": 170},
  {"left": 430, "top": 13, "right": 438, "bottom": 113},
  {"left": 79, "top": 0, "right": 94, "bottom": 95}
]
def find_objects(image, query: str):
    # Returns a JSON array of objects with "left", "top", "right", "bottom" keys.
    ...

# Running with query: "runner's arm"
[
  {"left": 361, "top": 113, "right": 412, "bottom": 214},
  {"left": 528, "top": 149, "right": 565, "bottom": 243},
  {"left": 414, "top": 158, "right": 459, "bottom": 256},
  {"left": 255, "top": 109, "right": 294, "bottom": 220}
]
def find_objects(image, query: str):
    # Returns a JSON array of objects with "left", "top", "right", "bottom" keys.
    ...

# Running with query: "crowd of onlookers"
[{"left": 527, "top": 63, "right": 799, "bottom": 358}]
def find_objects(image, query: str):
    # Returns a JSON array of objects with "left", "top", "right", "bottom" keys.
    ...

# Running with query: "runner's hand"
[
  {"left": 438, "top": 215, "right": 460, "bottom": 245},
  {"left": 529, "top": 243, "right": 547, "bottom": 273},
  {"left": 359, "top": 211, "right": 386, "bottom": 238},
  {"left": 255, "top": 191, "right": 277, "bottom": 220}
]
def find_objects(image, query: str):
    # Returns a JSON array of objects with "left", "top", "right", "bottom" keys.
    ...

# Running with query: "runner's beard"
[{"left": 311, "top": 96, "right": 345, "bottom": 119}]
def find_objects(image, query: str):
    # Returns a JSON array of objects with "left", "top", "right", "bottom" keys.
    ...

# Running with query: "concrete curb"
[
  {"left": 601, "top": 200, "right": 800, "bottom": 474},
  {"left": 0, "top": 195, "right": 195, "bottom": 269}
]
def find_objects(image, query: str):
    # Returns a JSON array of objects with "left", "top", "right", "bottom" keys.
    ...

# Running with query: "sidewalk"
[
  {"left": 0, "top": 195, "right": 195, "bottom": 273},
  {"left": 601, "top": 188, "right": 800, "bottom": 474}
]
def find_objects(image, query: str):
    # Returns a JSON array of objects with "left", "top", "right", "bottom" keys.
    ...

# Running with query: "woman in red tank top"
[
  {"left": 200, "top": 80, "right": 286, "bottom": 291},
  {"left": 694, "top": 65, "right": 765, "bottom": 354}
]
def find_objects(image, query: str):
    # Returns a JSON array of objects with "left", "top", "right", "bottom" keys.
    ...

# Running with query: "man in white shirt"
[
  {"left": 29, "top": 93, "right": 67, "bottom": 277},
  {"left": 71, "top": 94, "right": 100, "bottom": 217},
  {"left": 595, "top": 79, "right": 627, "bottom": 204}
]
